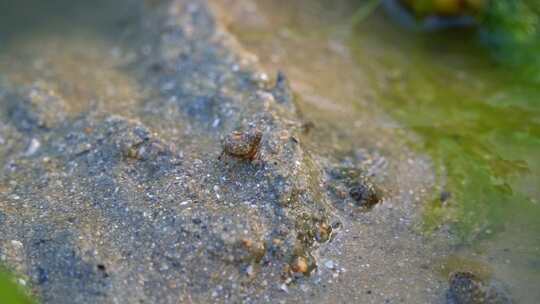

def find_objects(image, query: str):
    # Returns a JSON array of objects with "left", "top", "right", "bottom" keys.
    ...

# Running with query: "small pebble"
[
  {"left": 246, "top": 265, "right": 255, "bottom": 277},
  {"left": 24, "top": 138, "right": 41, "bottom": 156},
  {"left": 10, "top": 240, "right": 23, "bottom": 248},
  {"left": 291, "top": 256, "right": 309, "bottom": 274},
  {"left": 324, "top": 260, "right": 335, "bottom": 270}
]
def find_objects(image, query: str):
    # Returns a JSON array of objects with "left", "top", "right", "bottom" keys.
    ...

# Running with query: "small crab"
[
  {"left": 221, "top": 128, "right": 262, "bottom": 161},
  {"left": 447, "top": 272, "right": 486, "bottom": 304}
]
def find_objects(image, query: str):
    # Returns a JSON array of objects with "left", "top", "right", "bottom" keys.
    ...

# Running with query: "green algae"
[
  {"left": 479, "top": 0, "right": 540, "bottom": 83},
  {"left": 0, "top": 269, "right": 34, "bottom": 304},
  {"left": 351, "top": 11, "right": 540, "bottom": 243}
]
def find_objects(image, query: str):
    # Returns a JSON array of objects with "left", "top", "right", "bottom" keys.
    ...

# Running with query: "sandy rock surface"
[{"left": 0, "top": 1, "right": 452, "bottom": 303}]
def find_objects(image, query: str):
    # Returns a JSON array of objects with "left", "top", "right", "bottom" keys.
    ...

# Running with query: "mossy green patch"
[
  {"left": 351, "top": 15, "right": 540, "bottom": 243},
  {"left": 0, "top": 270, "right": 35, "bottom": 304}
]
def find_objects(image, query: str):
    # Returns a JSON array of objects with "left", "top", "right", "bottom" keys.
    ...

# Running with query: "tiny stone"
[
  {"left": 291, "top": 256, "right": 309, "bottom": 274},
  {"left": 24, "top": 138, "right": 41, "bottom": 156},
  {"left": 324, "top": 260, "right": 335, "bottom": 269},
  {"left": 11, "top": 240, "right": 23, "bottom": 248},
  {"left": 246, "top": 265, "right": 254, "bottom": 277}
]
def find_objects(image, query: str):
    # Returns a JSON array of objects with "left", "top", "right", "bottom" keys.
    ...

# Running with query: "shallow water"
[
  {"left": 352, "top": 8, "right": 540, "bottom": 304},
  {"left": 221, "top": 0, "right": 540, "bottom": 302}
]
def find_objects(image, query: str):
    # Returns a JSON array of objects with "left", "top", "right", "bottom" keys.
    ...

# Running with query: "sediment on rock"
[{"left": 0, "top": 1, "right": 343, "bottom": 303}]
